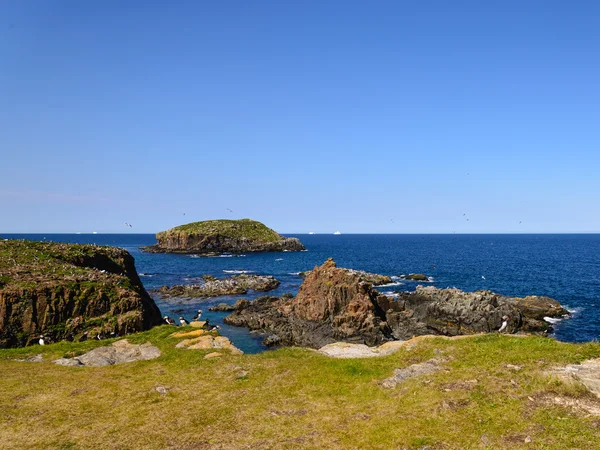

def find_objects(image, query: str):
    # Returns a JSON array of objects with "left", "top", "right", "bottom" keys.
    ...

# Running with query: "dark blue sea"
[{"left": 3, "top": 234, "right": 599, "bottom": 353}]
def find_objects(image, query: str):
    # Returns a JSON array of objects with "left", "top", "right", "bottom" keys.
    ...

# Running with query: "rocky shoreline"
[
  {"left": 224, "top": 259, "right": 569, "bottom": 348},
  {"left": 156, "top": 274, "right": 280, "bottom": 298}
]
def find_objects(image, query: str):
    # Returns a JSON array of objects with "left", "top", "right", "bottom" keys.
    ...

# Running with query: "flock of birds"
[
  {"left": 123, "top": 208, "right": 236, "bottom": 229},
  {"left": 163, "top": 309, "right": 222, "bottom": 332}
]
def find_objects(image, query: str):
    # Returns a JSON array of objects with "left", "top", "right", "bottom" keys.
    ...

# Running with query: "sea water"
[{"left": 3, "top": 233, "right": 600, "bottom": 353}]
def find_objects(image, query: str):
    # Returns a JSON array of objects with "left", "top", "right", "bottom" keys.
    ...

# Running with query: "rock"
[
  {"left": 204, "top": 352, "right": 222, "bottom": 359},
  {"left": 225, "top": 259, "right": 391, "bottom": 348},
  {"left": 381, "top": 358, "right": 445, "bottom": 388},
  {"left": 155, "top": 386, "right": 170, "bottom": 395},
  {"left": 170, "top": 329, "right": 206, "bottom": 339},
  {"left": 262, "top": 334, "right": 281, "bottom": 346},
  {"left": 400, "top": 273, "right": 429, "bottom": 281},
  {"left": 299, "top": 268, "right": 392, "bottom": 286},
  {"left": 319, "top": 341, "right": 405, "bottom": 358},
  {"left": 156, "top": 275, "right": 280, "bottom": 298},
  {"left": 141, "top": 219, "right": 305, "bottom": 254},
  {"left": 383, "top": 286, "right": 569, "bottom": 339},
  {"left": 175, "top": 334, "right": 243, "bottom": 354},
  {"left": 236, "top": 370, "right": 249, "bottom": 379},
  {"left": 16, "top": 353, "right": 44, "bottom": 363},
  {"left": 224, "top": 259, "right": 569, "bottom": 349},
  {"left": 552, "top": 358, "right": 600, "bottom": 398},
  {"left": 209, "top": 303, "right": 237, "bottom": 312},
  {"left": 53, "top": 340, "right": 161, "bottom": 367},
  {"left": 0, "top": 240, "right": 163, "bottom": 348}
]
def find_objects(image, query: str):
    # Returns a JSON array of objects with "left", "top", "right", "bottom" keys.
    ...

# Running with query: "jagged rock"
[
  {"left": 142, "top": 219, "right": 305, "bottom": 254},
  {"left": 262, "top": 334, "right": 281, "bottom": 346},
  {"left": 224, "top": 259, "right": 569, "bottom": 349},
  {"left": 209, "top": 303, "right": 237, "bottom": 312},
  {"left": 299, "top": 268, "right": 392, "bottom": 285},
  {"left": 400, "top": 273, "right": 429, "bottom": 281},
  {"left": 0, "top": 240, "right": 162, "bottom": 348},
  {"left": 53, "top": 340, "right": 161, "bottom": 367},
  {"left": 382, "top": 286, "right": 569, "bottom": 339},
  {"left": 225, "top": 259, "right": 391, "bottom": 348},
  {"left": 156, "top": 274, "right": 280, "bottom": 298}
]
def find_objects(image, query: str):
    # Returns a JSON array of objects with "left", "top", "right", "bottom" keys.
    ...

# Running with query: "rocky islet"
[{"left": 142, "top": 219, "right": 305, "bottom": 254}]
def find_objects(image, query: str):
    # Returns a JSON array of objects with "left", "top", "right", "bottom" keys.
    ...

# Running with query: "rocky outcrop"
[
  {"left": 299, "top": 268, "right": 392, "bottom": 285},
  {"left": 399, "top": 273, "right": 430, "bottom": 281},
  {"left": 382, "top": 286, "right": 569, "bottom": 339},
  {"left": 156, "top": 274, "right": 280, "bottom": 298},
  {"left": 142, "top": 219, "right": 305, "bottom": 254},
  {"left": 53, "top": 340, "right": 161, "bottom": 367},
  {"left": 224, "top": 259, "right": 569, "bottom": 349},
  {"left": 0, "top": 240, "right": 163, "bottom": 348},
  {"left": 209, "top": 303, "right": 237, "bottom": 312}
]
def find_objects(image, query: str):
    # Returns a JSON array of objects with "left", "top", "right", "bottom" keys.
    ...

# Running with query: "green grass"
[
  {"left": 158, "top": 219, "right": 282, "bottom": 243},
  {"left": 1, "top": 330, "right": 600, "bottom": 449}
]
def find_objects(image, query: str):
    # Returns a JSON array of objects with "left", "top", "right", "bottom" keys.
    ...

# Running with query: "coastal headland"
[{"left": 0, "top": 239, "right": 162, "bottom": 347}]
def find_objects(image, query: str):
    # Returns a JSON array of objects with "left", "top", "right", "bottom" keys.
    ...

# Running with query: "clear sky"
[{"left": 1, "top": 1, "right": 599, "bottom": 234}]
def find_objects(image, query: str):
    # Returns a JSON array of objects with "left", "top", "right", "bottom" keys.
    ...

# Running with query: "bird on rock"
[
  {"left": 192, "top": 309, "right": 203, "bottom": 321},
  {"left": 179, "top": 316, "right": 189, "bottom": 326}
]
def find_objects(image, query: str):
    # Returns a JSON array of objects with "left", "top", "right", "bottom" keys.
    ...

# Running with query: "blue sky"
[{"left": 1, "top": 1, "right": 599, "bottom": 233}]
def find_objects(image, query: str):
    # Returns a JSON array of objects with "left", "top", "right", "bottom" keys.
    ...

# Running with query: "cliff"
[
  {"left": 0, "top": 239, "right": 163, "bottom": 348},
  {"left": 225, "top": 258, "right": 569, "bottom": 348},
  {"left": 142, "top": 219, "right": 305, "bottom": 254}
]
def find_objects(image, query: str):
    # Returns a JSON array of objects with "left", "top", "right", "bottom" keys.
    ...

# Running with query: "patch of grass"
[
  {"left": 1, "top": 332, "right": 600, "bottom": 449},
  {"left": 158, "top": 219, "right": 282, "bottom": 243}
]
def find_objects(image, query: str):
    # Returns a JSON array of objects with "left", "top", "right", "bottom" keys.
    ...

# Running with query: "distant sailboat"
[{"left": 333, "top": 231, "right": 341, "bottom": 235}]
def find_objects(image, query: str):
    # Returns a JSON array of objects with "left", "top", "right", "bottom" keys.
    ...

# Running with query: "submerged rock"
[
  {"left": 209, "top": 303, "right": 237, "bottom": 312},
  {"left": 399, "top": 273, "right": 429, "bottom": 281},
  {"left": 224, "top": 259, "right": 569, "bottom": 349},
  {"left": 0, "top": 240, "right": 163, "bottom": 348},
  {"left": 142, "top": 219, "right": 305, "bottom": 254},
  {"left": 157, "top": 274, "right": 280, "bottom": 298}
]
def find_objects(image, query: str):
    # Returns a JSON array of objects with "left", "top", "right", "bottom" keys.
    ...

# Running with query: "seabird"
[
  {"left": 481, "top": 275, "right": 486, "bottom": 280},
  {"left": 192, "top": 309, "right": 202, "bottom": 321},
  {"left": 179, "top": 316, "right": 189, "bottom": 326},
  {"left": 39, "top": 335, "right": 45, "bottom": 346},
  {"left": 498, "top": 315, "right": 509, "bottom": 333},
  {"left": 226, "top": 208, "right": 233, "bottom": 213},
  {"left": 164, "top": 315, "right": 176, "bottom": 325}
]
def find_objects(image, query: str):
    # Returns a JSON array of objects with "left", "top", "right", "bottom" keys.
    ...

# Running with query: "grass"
[
  {"left": 2, "top": 329, "right": 600, "bottom": 449},
  {"left": 158, "top": 219, "right": 282, "bottom": 243}
]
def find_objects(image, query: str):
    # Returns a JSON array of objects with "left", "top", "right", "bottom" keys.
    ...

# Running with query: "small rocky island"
[
  {"left": 142, "top": 219, "right": 305, "bottom": 254},
  {"left": 224, "top": 258, "right": 569, "bottom": 348},
  {"left": 0, "top": 239, "right": 163, "bottom": 348}
]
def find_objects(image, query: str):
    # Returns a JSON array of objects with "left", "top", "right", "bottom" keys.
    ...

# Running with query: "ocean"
[{"left": 3, "top": 233, "right": 599, "bottom": 353}]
